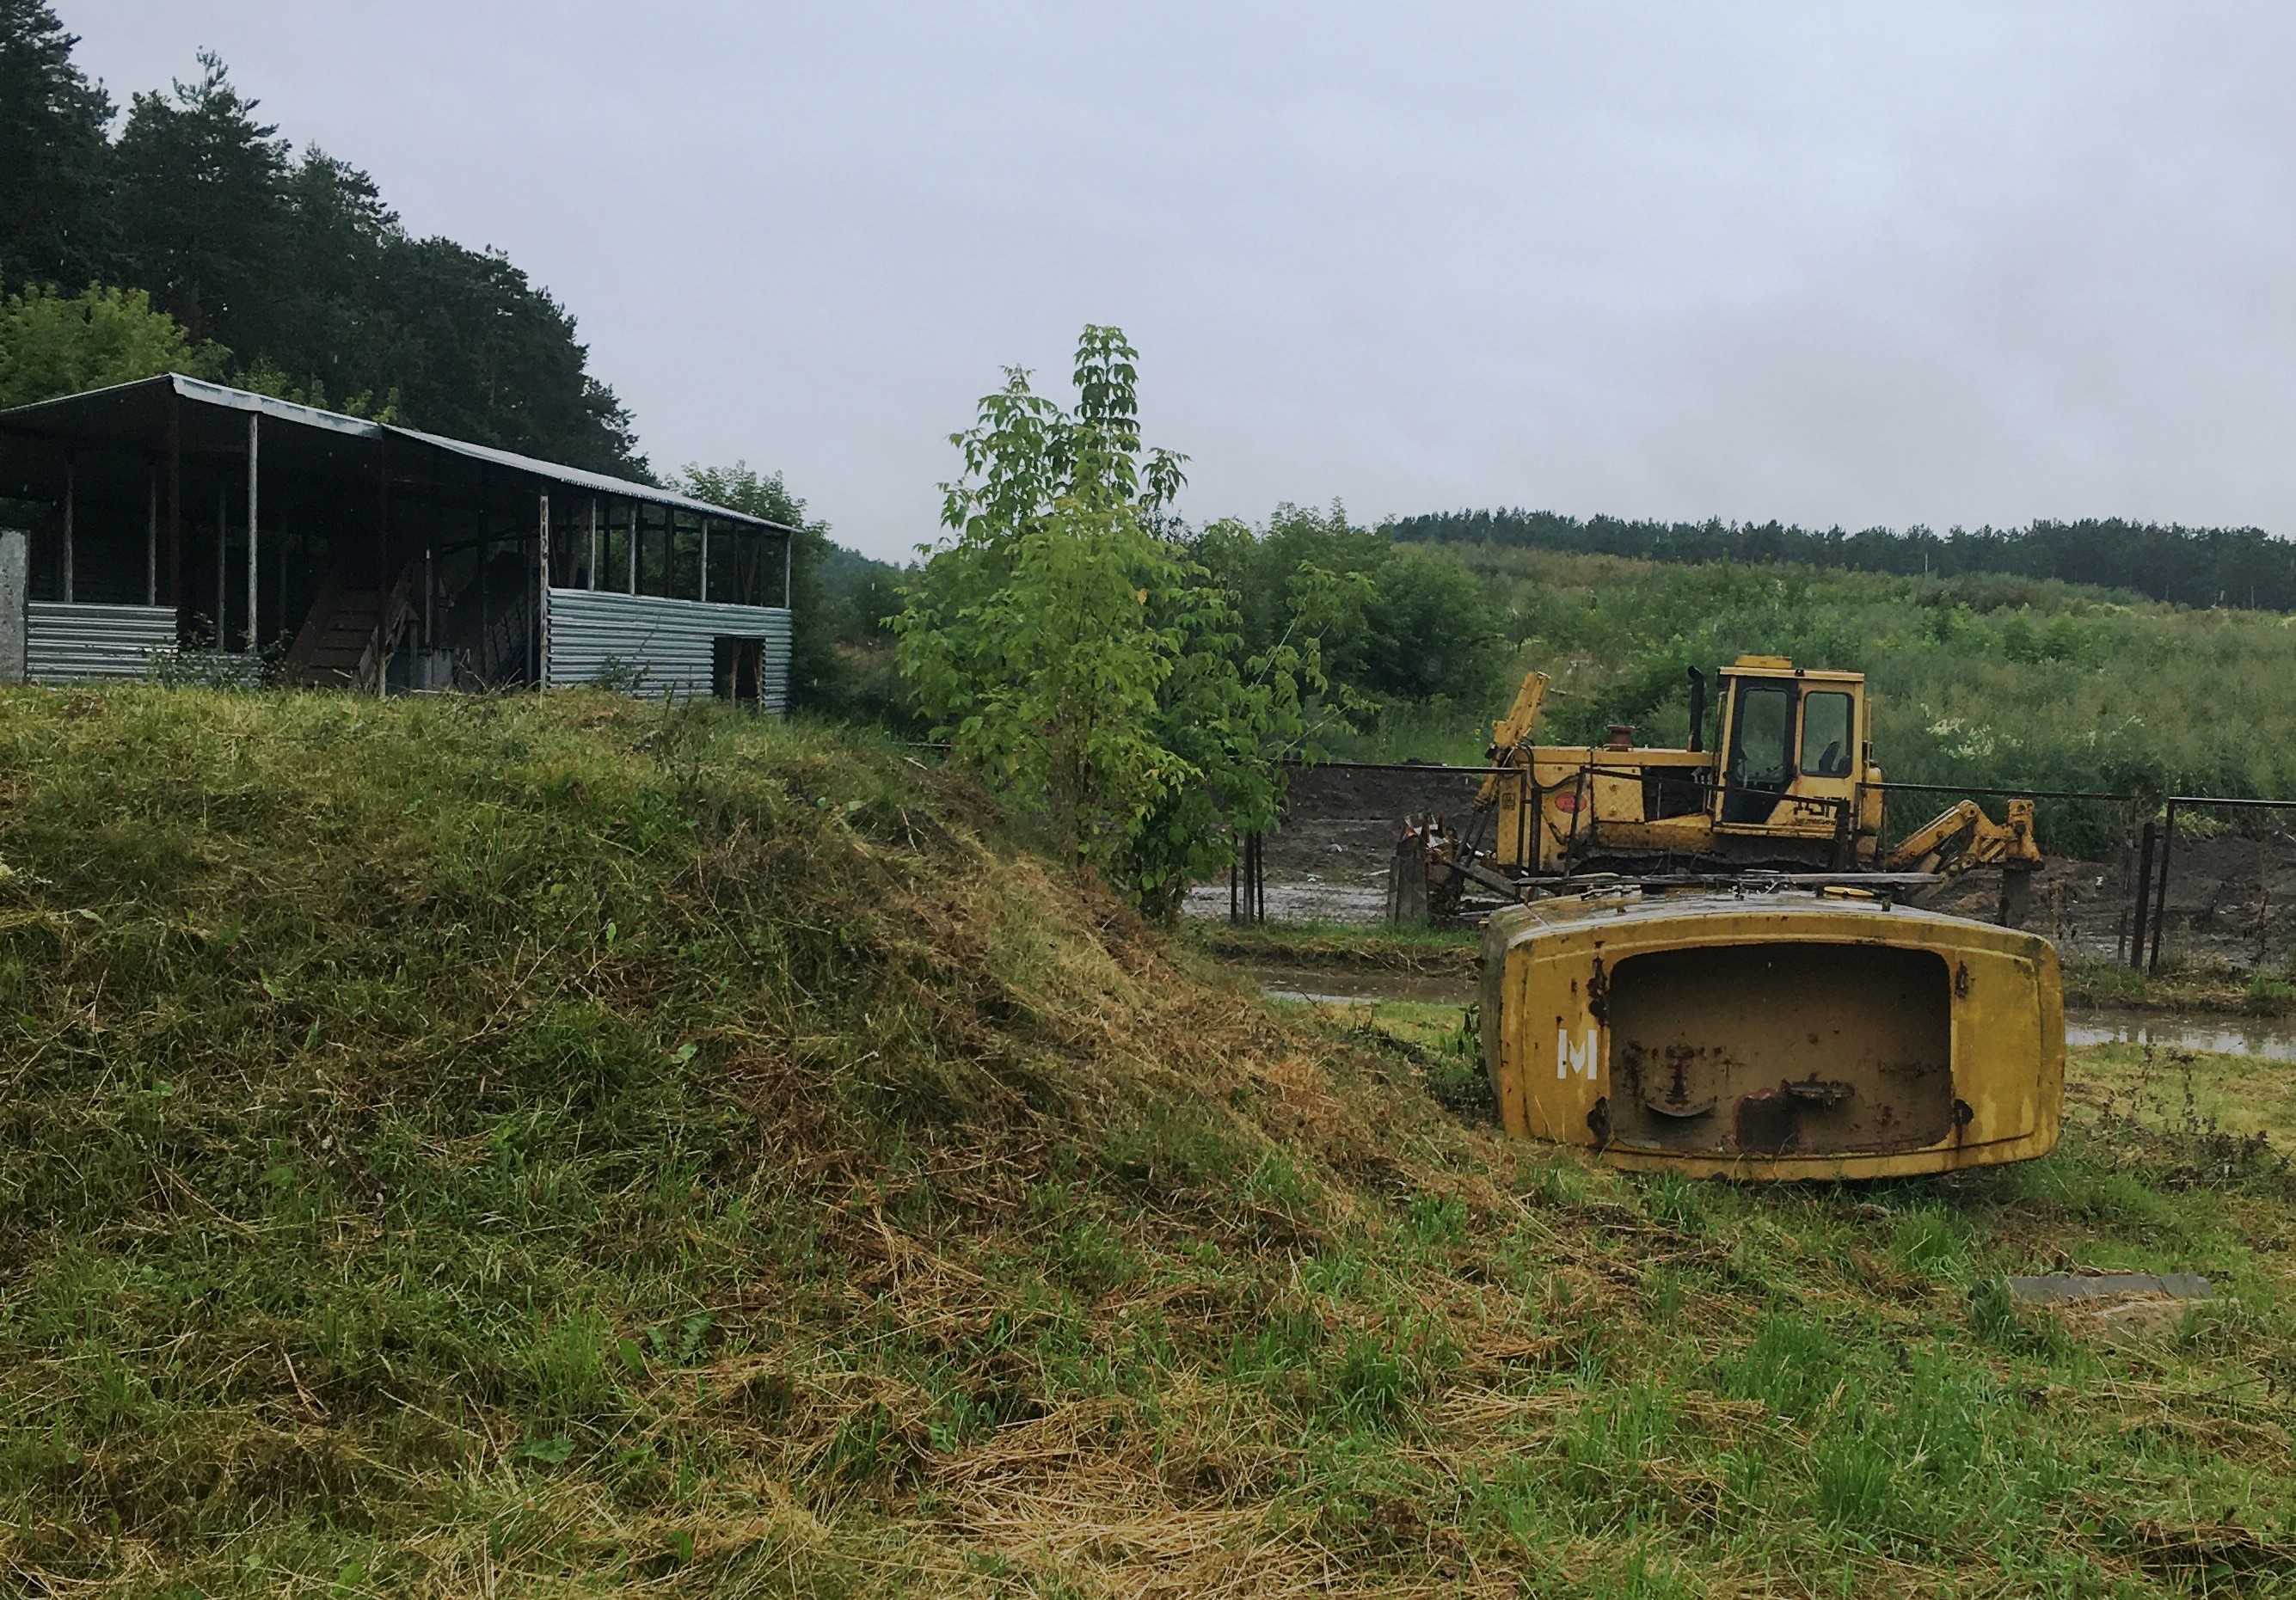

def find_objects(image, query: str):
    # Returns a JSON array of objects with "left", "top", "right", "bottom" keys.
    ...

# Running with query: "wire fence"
[{"left": 1186, "top": 763, "right": 2296, "bottom": 978}]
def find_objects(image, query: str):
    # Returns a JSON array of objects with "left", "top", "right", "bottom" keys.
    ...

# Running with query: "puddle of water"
[
  {"left": 2066, "top": 1008, "right": 2296, "bottom": 1061},
  {"left": 1242, "top": 960, "right": 1473, "bottom": 1007},
  {"left": 1237, "top": 956, "right": 2296, "bottom": 1060}
]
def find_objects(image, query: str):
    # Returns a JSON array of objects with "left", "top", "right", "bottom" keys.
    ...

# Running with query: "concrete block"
[
  {"left": 0, "top": 530, "right": 25, "bottom": 684},
  {"left": 2005, "top": 1272, "right": 2213, "bottom": 1304}
]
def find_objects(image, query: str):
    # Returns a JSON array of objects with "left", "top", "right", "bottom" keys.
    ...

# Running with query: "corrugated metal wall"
[
  {"left": 544, "top": 590, "right": 792, "bottom": 709},
  {"left": 26, "top": 603, "right": 177, "bottom": 682}
]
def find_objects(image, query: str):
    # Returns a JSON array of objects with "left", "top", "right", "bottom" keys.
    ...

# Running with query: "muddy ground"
[{"left": 1184, "top": 764, "right": 2296, "bottom": 969}]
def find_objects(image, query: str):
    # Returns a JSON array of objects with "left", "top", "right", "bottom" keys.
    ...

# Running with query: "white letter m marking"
[{"left": 1556, "top": 1027, "right": 1599, "bottom": 1082}]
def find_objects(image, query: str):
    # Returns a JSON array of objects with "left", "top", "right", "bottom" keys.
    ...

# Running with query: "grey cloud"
[{"left": 62, "top": 2, "right": 2296, "bottom": 558}]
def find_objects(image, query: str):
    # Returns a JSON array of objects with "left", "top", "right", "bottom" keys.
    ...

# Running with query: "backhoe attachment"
[{"left": 1880, "top": 798, "right": 2041, "bottom": 877}]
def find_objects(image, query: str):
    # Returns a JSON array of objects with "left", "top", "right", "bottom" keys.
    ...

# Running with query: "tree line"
[
  {"left": 1387, "top": 508, "right": 2296, "bottom": 611},
  {"left": 1, "top": 0, "right": 639, "bottom": 472}
]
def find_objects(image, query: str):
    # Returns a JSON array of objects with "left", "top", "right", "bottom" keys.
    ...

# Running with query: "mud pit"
[
  {"left": 1914, "top": 827, "right": 2296, "bottom": 966},
  {"left": 1182, "top": 764, "right": 1488, "bottom": 924}
]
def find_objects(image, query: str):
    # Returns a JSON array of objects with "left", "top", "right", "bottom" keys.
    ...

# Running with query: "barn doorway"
[{"left": 713, "top": 636, "right": 764, "bottom": 706}]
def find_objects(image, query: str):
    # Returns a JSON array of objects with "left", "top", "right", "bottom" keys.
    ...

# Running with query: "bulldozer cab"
[{"left": 1711, "top": 657, "right": 1866, "bottom": 841}]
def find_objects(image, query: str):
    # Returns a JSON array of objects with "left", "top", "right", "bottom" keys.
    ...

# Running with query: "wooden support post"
[
  {"left": 1390, "top": 831, "right": 1429, "bottom": 926},
  {"left": 371, "top": 432, "right": 391, "bottom": 693},
  {"left": 588, "top": 497, "right": 599, "bottom": 590},
  {"left": 61, "top": 453, "right": 74, "bottom": 604},
  {"left": 245, "top": 414, "right": 259, "bottom": 652},
  {"left": 166, "top": 389, "right": 181, "bottom": 615},
  {"left": 146, "top": 470, "right": 157, "bottom": 605},
  {"left": 2148, "top": 803, "right": 2177, "bottom": 974},
  {"left": 215, "top": 483, "right": 226, "bottom": 645},
  {"left": 536, "top": 493, "right": 550, "bottom": 690},
  {"left": 377, "top": 432, "right": 390, "bottom": 587},
  {"left": 2129, "top": 820, "right": 2156, "bottom": 972},
  {"left": 626, "top": 503, "right": 637, "bottom": 594},
  {"left": 699, "top": 515, "right": 709, "bottom": 603}
]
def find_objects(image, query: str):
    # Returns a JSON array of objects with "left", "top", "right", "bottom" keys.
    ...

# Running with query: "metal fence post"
[{"left": 2147, "top": 802, "right": 2176, "bottom": 974}]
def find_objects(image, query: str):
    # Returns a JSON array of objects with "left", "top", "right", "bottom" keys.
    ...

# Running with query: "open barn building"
[{"left": 0, "top": 374, "right": 795, "bottom": 705}]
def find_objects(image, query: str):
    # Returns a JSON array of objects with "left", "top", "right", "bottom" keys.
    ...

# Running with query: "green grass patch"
[
  {"left": 1186, "top": 917, "right": 1480, "bottom": 971},
  {"left": 2066, "top": 955, "right": 2296, "bottom": 1018}
]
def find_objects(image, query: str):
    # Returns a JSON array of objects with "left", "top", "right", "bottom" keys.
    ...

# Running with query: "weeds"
[{"left": 2090, "top": 1045, "right": 2296, "bottom": 1198}]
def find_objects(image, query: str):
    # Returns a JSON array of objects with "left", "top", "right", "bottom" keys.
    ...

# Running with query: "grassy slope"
[
  {"left": 1333, "top": 546, "right": 2296, "bottom": 854},
  {"left": 1, "top": 690, "right": 2293, "bottom": 1597}
]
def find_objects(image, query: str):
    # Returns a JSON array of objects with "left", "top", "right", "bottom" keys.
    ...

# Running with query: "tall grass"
[{"left": 0, "top": 687, "right": 2289, "bottom": 1594}]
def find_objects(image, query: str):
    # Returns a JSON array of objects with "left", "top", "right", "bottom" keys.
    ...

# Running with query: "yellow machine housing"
[
  {"left": 1480, "top": 888, "right": 2063, "bottom": 1178},
  {"left": 1480, "top": 656, "right": 2037, "bottom": 880}
]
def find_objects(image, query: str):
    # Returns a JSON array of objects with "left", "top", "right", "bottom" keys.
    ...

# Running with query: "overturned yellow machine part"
[{"left": 1480, "top": 887, "right": 2063, "bottom": 1178}]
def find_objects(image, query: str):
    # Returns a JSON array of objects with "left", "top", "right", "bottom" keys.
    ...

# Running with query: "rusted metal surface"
[{"left": 1605, "top": 943, "right": 1955, "bottom": 1156}]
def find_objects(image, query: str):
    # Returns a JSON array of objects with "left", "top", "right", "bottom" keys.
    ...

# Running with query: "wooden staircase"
[{"left": 279, "top": 564, "right": 386, "bottom": 689}]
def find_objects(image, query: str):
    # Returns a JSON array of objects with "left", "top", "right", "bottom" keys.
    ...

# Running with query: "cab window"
[
  {"left": 1728, "top": 684, "right": 1793, "bottom": 789},
  {"left": 1800, "top": 691, "right": 1854, "bottom": 779},
  {"left": 1722, "top": 683, "right": 1795, "bottom": 822}
]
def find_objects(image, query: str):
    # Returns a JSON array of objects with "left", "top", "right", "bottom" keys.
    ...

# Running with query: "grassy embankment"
[{"left": 2, "top": 689, "right": 2293, "bottom": 1596}]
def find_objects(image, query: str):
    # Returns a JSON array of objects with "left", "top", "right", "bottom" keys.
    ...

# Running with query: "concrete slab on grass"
[{"left": 2005, "top": 1272, "right": 2212, "bottom": 1304}]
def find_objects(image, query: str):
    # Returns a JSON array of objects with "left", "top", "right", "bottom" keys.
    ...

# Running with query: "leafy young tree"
[
  {"left": 0, "top": 283, "right": 226, "bottom": 408},
  {"left": 1361, "top": 542, "right": 1507, "bottom": 703},
  {"left": 1190, "top": 500, "right": 1502, "bottom": 712},
  {"left": 0, "top": 0, "right": 114, "bottom": 293},
  {"left": 897, "top": 326, "right": 1326, "bottom": 915}
]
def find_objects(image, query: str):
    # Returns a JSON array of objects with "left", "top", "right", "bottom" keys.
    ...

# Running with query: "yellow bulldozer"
[
  {"left": 1445, "top": 654, "right": 2064, "bottom": 1178},
  {"left": 1430, "top": 654, "right": 2041, "bottom": 916}
]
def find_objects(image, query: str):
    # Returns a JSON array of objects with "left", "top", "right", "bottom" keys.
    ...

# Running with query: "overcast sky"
[{"left": 58, "top": 3, "right": 2296, "bottom": 561}]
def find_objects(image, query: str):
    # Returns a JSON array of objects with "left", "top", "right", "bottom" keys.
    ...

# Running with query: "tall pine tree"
[
  {"left": 0, "top": 0, "right": 113, "bottom": 291},
  {"left": 0, "top": 7, "right": 644, "bottom": 473},
  {"left": 111, "top": 50, "right": 287, "bottom": 348}
]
